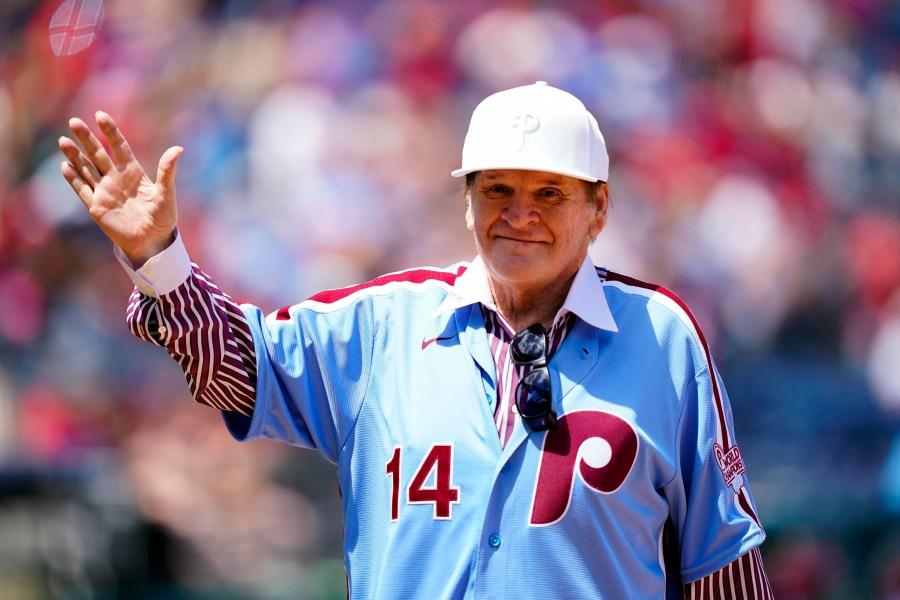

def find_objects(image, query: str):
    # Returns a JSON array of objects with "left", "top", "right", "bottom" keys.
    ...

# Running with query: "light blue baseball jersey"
[{"left": 223, "top": 255, "right": 765, "bottom": 599}]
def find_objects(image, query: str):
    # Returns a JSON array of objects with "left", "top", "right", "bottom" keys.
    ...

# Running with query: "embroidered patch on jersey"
[{"left": 714, "top": 443, "right": 746, "bottom": 491}]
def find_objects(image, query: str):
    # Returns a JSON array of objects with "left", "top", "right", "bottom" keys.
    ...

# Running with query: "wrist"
[{"left": 122, "top": 230, "right": 177, "bottom": 270}]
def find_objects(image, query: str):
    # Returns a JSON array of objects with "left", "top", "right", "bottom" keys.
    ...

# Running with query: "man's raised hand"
[{"left": 59, "top": 111, "right": 183, "bottom": 268}]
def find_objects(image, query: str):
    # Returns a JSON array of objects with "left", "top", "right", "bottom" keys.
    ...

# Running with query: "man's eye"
[{"left": 540, "top": 188, "right": 561, "bottom": 197}]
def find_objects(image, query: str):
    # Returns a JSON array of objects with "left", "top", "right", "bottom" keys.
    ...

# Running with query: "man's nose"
[{"left": 501, "top": 193, "right": 539, "bottom": 228}]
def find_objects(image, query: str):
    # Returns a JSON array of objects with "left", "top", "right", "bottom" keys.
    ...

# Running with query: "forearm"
[
  {"left": 127, "top": 267, "right": 258, "bottom": 415},
  {"left": 119, "top": 233, "right": 258, "bottom": 416}
]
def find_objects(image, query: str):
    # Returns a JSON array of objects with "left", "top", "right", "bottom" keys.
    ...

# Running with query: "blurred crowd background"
[{"left": 1, "top": 0, "right": 900, "bottom": 598}]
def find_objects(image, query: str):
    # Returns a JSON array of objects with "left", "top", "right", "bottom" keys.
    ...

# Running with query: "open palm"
[{"left": 59, "top": 111, "right": 183, "bottom": 267}]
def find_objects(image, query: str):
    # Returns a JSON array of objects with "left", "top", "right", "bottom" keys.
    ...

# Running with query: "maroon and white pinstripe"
[
  {"left": 684, "top": 547, "right": 773, "bottom": 599},
  {"left": 126, "top": 264, "right": 773, "bottom": 598},
  {"left": 127, "top": 263, "right": 257, "bottom": 417}
]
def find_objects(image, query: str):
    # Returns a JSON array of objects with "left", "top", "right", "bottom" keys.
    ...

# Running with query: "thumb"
[{"left": 156, "top": 146, "right": 183, "bottom": 197}]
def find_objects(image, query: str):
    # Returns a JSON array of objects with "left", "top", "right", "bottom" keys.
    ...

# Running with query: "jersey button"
[{"left": 488, "top": 533, "right": 501, "bottom": 548}]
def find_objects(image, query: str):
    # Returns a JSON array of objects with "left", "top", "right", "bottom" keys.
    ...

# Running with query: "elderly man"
[{"left": 60, "top": 82, "right": 772, "bottom": 598}]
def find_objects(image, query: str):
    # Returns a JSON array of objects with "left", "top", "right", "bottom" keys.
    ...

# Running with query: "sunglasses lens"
[
  {"left": 511, "top": 326, "right": 546, "bottom": 364},
  {"left": 517, "top": 368, "right": 551, "bottom": 417},
  {"left": 510, "top": 323, "right": 557, "bottom": 431}
]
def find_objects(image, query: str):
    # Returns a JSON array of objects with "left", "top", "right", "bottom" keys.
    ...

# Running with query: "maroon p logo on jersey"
[{"left": 529, "top": 410, "right": 639, "bottom": 526}]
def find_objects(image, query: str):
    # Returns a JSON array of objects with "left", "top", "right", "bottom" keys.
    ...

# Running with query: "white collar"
[{"left": 429, "top": 254, "right": 618, "bottom": 332}]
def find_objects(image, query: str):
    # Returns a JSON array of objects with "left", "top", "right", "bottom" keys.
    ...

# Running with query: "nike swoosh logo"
[{"left": 421, "top": 335, "right": 454, "bottom": 350}]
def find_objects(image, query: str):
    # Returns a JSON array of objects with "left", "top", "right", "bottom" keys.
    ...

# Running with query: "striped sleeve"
[
  {"left": 683, "top": 548, "right": 773, "bottom": 599},
  {"left": 126, "top": 262, "right": 258, "bottom": 417}
]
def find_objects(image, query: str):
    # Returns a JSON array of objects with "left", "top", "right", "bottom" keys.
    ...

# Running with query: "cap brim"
[{"left": 450, "top": 165, "right": 601, "bottom": 182}]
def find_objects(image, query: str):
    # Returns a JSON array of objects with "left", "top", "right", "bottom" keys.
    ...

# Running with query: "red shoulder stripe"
[
  {"left": 738, "top": 487, "right": 761, "bottom": 527},
  {"left": 275, "top": 265, "right": 468, "bottom": 321},
  {"left": 603, "top": 270, "right": 731, "bottom": 451}
]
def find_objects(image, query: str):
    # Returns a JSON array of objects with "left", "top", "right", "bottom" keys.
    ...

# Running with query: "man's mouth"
[{"left": 495, "top": 234, "right": 545, "bottom": 244}]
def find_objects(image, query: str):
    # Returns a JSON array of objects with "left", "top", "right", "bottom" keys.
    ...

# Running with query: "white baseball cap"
[{"left": 451, "top": 81, "right": 609, "bottom": 182}]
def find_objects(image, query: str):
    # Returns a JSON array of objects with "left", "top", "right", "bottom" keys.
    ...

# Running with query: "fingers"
[
  {"left": 60, "top": 160, "right": 95, "bottom": 209},
  {"left": 95, "top": 111, "right": 138, "bottom": 167},
  {"left": 58, "top": 135, "right": 101, "bottom": 188},
  {"left": 68, "top": 116, "right": 114, "bottom": 175},
  {"left": 156, "top": 146, "right": 183, "bottom": 195}
]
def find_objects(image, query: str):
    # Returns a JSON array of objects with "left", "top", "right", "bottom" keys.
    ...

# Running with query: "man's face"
[{"left": 466, "top": 169, "right": 608, "bottom": 294}]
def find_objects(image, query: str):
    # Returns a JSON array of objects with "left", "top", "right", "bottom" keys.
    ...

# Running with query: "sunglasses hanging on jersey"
[{"left": 510, "top": 323, "right": 558, "bottom": 431}]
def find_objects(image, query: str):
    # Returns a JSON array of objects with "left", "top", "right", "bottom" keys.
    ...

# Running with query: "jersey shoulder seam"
[
  {"left": 597, "top": 267, "right": 681, "bottom": 310},
  {"left": 596, "top": 267, "right": 703, "bottom": 336}
]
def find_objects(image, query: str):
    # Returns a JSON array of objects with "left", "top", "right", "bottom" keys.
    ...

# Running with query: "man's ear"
[
  {"left": 465, "top": 195, "right": 475, "bottom": 231},
  {"left": 590, "top": 182, "right": 610, "bottom": 237}
]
